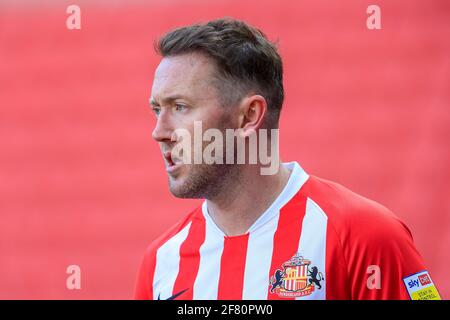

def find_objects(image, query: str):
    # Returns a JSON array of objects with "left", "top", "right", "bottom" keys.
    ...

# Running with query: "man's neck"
[{"left": 205, "top": 162, "right": 292, "bottom": 236}]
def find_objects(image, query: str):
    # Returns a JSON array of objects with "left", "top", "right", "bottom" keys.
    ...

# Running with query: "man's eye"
[
  {"left": 175, "top": 104, "right": 187, "bottom": 112},
  {"left": 152, "top": 107, "right": 161, "bottom": 116}
]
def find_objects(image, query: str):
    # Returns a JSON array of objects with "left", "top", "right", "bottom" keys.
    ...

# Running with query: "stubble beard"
[{"left": 168, "top": 162, "right": 240, "bottom": 200}]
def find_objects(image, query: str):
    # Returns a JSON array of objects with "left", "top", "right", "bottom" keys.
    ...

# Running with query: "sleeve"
[
  {"left": 343, "top": 207, "right": 441, "bottom": 300},
  {"left": 134, "top": 246, "right": 156, "bottom": 300}
]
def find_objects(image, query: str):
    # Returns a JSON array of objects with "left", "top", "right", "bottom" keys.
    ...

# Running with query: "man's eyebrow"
[
  {"left": 149, "top": 94, "right": 187, "bottom": 106},
  {"left": 149, "top": 97, "right": 158, "bottom": 107}
]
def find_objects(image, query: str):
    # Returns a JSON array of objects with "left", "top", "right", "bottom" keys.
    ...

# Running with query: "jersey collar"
[{"left": 201, "top": 161, "right": 310, "bottom": 237}]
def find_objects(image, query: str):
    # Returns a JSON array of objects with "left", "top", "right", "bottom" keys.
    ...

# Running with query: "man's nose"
[{"left": 152, "top": 111, "right": 172, "bottom": 142}]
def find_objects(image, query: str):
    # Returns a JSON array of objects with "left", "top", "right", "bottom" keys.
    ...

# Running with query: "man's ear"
[{"left": 237, "top": 94, "right": 268, "bottom": 137}]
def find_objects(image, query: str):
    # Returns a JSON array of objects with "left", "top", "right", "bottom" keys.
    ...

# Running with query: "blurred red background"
[{"left": 0, "top": 0, "right": 449, "bottom": 299}]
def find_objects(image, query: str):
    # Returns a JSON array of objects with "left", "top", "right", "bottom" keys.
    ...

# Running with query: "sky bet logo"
[{"left": 408, "top": 274, "right": 432, "bottom": 289}]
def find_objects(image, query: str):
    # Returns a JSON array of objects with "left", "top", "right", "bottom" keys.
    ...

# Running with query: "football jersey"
[{"left": 134, "top": 162, "right": 440, "bottom": 300}]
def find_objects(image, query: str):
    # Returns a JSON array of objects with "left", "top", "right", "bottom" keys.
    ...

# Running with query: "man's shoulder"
[
  {"left": 298, "top": 174, "right": 413, "bottom": 242},
  {"left": 144, "top": 206, "right": 203, "bottom": 255}
]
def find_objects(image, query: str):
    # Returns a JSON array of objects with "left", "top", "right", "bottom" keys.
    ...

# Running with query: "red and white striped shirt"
[{"left": 135, "top": 162, "right": 439, "bottom": 300}]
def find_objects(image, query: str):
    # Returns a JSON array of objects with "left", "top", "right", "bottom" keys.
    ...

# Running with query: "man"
[{"left": 134, "top": 18, "right": 440, "bottom": 300}]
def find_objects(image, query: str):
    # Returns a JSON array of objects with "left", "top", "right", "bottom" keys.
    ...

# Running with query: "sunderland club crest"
[{"left": 269, "top": 254, "right": 324, "bottom": 298}]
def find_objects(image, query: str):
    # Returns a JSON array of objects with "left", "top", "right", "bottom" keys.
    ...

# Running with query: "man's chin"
[
  {"left": 166, "top": 164, "right": 231, "bottom": 199},
  {"left": 168, "top": 176, "right": 197, "bottom": 199},
  {"left": 168, "top": 184, "right": 202, "bottom": 199}
]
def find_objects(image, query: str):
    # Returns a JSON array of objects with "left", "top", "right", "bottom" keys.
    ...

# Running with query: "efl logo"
[{"left": 418, "top": 274, "right": 431, "bottom": 286}]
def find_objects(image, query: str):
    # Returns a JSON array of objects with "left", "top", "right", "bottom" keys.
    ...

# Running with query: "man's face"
[{"left": 150, "top": 52, "right": 237, "bottom": 198}]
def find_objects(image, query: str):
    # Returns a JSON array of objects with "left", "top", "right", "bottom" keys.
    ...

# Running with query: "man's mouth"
[{"left": 164, "top": 151, "right": 183, "bottom": 173}]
